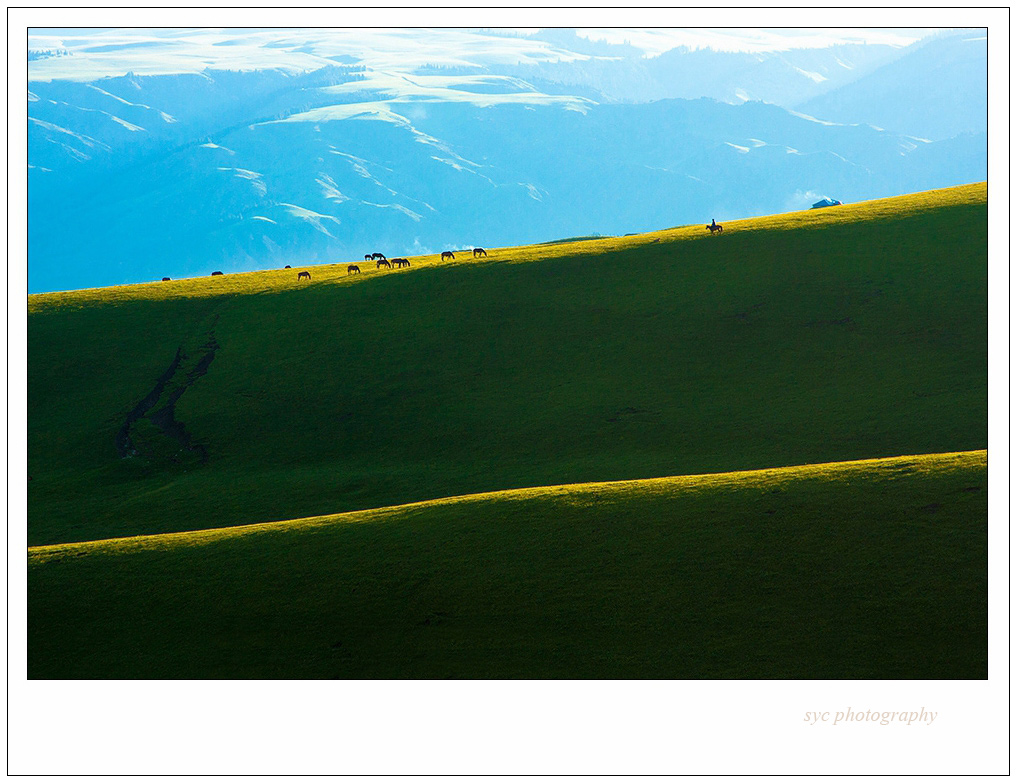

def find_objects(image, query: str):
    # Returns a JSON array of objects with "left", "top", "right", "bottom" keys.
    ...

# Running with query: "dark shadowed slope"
[
  {"left": 29, "top": 451, "right": 987, "bottom": 679},
  {"left": 28, "top": 184, "right": 986, "bottom": 545}
]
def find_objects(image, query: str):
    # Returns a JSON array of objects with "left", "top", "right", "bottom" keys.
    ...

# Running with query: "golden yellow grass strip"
[{"left": 27, "top": 182, "right": 986, "bottom": 312}]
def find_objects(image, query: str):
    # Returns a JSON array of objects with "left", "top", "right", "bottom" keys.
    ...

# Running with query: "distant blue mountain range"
[{"left": 27, "top": 29, "right": 987, "bottom": 293}]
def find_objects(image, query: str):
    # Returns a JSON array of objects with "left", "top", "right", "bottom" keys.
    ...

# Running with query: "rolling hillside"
[
  {"left": 29, "top": 450, "right": 987, "bottom": 679},
  {"left": 28, "top": 183, "right": 987, "bottom": 545},
  {"left": 27, "top": 182, "right": 987, "bottom": 678}
]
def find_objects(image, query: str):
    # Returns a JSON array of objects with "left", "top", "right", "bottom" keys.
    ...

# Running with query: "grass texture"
[
  {"left": 29, "top": 450, "right": 987, "bottom": 679},
  {"left": 27, "top": 183, "right": 987, "bottom": 678},
  {"left": 27, "top": 183, "right": 987, "bottom": 545}
]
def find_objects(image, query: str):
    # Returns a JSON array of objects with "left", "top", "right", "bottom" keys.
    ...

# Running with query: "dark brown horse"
[
  {"left": 347, "top": 264, "right": 361, "bottom": 275},
  {"left": 211, "top": 271, "right": 224, "bottom": 276},
  {"left": 284, "top": 265, "right": 291, "bottom": 269},
  {"left": 441, "top": 251, "right": 455, "bottom": 261},
  {"left": 377, "top": 258, "right": 392, "bottom": 269},
  {"left": 473, "top": 247, "right": 487, "bottom": 257},
  {"left": 371, "top": 253, "right": 386, "bottom": 261},
  {"left": 392, "top": 258, "right": 410, "bottom": 268},
  {"left": 161, "top": 277, "right": 170, "bottom": 281},
  {"left": 297, "top": 271, "right": 311, "bottom": 280},
  {"left": 706, "top": 219, "right": 723, "bottom": 235}
]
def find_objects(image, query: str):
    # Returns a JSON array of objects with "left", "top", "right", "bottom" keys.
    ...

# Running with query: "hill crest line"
[{"left": 29, "top": 449, "right": 987, "bottom": 556}]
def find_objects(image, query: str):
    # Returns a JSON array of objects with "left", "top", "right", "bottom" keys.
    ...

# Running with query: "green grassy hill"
[
  {"left": 28, "top": 183, "right": 987, "bottom": 545},
  {"left": 27, "top": 183, "right": 987, "bottom": 678},
  {"left": 29, "top": 451, "right": 987, "bottom": 679}
]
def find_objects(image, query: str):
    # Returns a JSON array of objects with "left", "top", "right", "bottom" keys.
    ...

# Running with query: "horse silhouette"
[
  {"left": 297, "top": 271, "right": 311, "bottom": 281},
  {"left": 348, "top": 264, "right": 361, "bottom": 275},
  {"left": 473, "top": 248, "right": 487, "bottom": 258},
  {"left": 371, "top": 253, "right": 386, "bottom": 261},
  {"left": 211, "top": 271, "right": 224, "bottom": 276},
  {"left": 284, "top": 265, "right": 291, "bottom": 269},
  {"left": 441, "top": 251, "right": 455, "bottom": 261},
  {"left": 161, "top": 277, "right": 170, "bottom": 281},
  {"left": 706, "top": 219, "right": 723, "bottom": 235},
  {"left": 364, "top": 254, "right": 373, "bottom": 261},
  {"left": 377, "top": 258, "right": 392, "bottom": 269},
  {"left": 393, "top": 258, "right": 410, "bottom": 268}
]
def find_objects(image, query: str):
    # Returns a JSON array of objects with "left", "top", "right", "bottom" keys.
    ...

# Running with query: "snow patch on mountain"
[
  {"left": 518, "top": 183, "right": 545, "bottom": 201},
  {"left": 786, "top": 109, "right": 841, "bottom": 126},
  {"left": 219, "top": 167, "right": 263, "bottom": 179},
  {"left": 316, "top": 173, "right": 349, "bottom": 203},
  {"left": 87, "top": 84, "right": 150, "bottom": 108},
  {"left": 793, "top": 67, "right": 827, "bottom": 83},
  {"left": 109, "top": 115, "right": 145, "bottom": 132},
  {"left": 219, "top": 167, "right": 267, "bottom": 196},
  {"left": 279, "top": 203, "right": 341, "bottom": 237},
  {"left": 81, "top": 84, "right": 177, "bottom": 121},
  {"left": 430, "top": 156, "right": 470, "bottom": 173},
  {"left": 29, "top": 117, "right": 110, "bottom": 150},
  {"left": 362, "top": 202, "right": 423, "bottom": 221},
  {"left": 329, "top": 150, "right": 397, "bottom": 194},
  {"left": 270, "top": 102, "right": 411, "bottom": 126},
  {"left": 319, "top": 71, "right": 593, "bottom": 111},
  {"left": 408, "top": 128, "right": 492, "bottom": 180}
]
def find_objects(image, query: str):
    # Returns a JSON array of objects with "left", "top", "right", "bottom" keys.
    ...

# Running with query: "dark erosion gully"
[{"left": 115, "top": 329, "right": 219, "bottom": 463}]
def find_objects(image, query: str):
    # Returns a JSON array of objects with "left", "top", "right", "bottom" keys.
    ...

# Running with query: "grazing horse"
[
  {"left": 297, "top": 271, "right": 311, "bottom": 281},
  {"left": 284, "top": 265, "right": 291, "bottom": 269},
  {"left": 706, "top": 219, "right": 723, "bottom": 235},
  {"left": 371, "top": 253, "right": 387, "bottom": 261},
  {"left": 211, "top": 271, "right": 224, "bottom": 276},
  {"left": 377, "top": 258, "right": 392, "bottom": 269},
  {"left": 473, "top": 247, "right": 487, "bottom": 258},
  {"left": 364, "top": 254, "right": 373, "bottom": 261},
  {"left": 441, "top": 251, "right": 455, "bottom": 261},
  {"left": 393, "top": 258, "right": 410, "bottom": 268},
  {"left": 348, "top": 264, "right": 361, "bottom": 274},
  {"left": 161, "top": 277, "right": 170, "bottom": 281}
]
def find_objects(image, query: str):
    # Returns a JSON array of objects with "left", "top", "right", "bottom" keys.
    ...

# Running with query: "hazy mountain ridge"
[
  {"left": 504, "top": 36, "right": 907, "bottom": 106},
  {"left": 796, "top": 32, "right": 987, "bottom": 139},
  {"left": 27, "top": 29, "right": 987, "bottom": 292}
]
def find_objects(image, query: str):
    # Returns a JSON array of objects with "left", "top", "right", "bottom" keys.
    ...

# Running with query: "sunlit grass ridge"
[
  {"left": 28, "top": 182, "right": 987, "bottom": 545},
  {"left": 28, "top": 181, "right": 986, "bottom": 307},
  {"left": 28, "top": 449, "right": 987, "bottom": 678},
  {"left": 27, "top": 182, "right": 987, "bottom": 678},
  {"left": 29, "top": 449, "right": 985, "bottom": 560}
]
